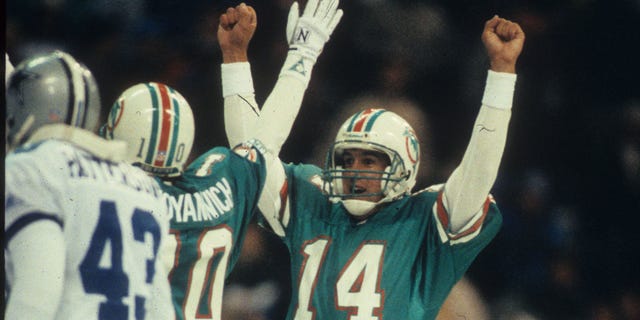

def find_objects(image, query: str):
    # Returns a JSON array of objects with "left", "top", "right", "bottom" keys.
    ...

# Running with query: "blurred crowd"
[{"left": 6, "top": 0, "right": 639, "bottom": 319}]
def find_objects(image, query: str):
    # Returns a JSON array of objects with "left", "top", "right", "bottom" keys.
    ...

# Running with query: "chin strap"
[
  {"left": 341, "top": 190, "right": 408, "bottom": 217},
  {"left": 341, "top": 199, "right": 379, "bottom": 217}
]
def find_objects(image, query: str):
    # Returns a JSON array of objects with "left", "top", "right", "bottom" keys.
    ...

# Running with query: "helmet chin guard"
[
  {"left": 323, "top": 108, "right": 420, "bottom": 215},
  {"left": 340, "top": 199, "right": 379, "bottom": 217}
]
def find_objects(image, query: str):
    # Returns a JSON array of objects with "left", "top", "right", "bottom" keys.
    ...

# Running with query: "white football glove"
[{"left": 287, "top": 0, "right": 343, "bottom": 62}]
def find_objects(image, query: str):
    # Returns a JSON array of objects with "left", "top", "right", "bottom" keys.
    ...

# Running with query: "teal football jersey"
[
  {"left": 278, "top": 163, "right": 502, "bottom": 320},
  {"left": 160, "top": 146, "right": 266, "bottom": 320}
]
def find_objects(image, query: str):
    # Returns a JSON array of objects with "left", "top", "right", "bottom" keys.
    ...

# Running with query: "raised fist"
[
  {"left": 218, "top": 3, "right": 257, "bottom": 63},
  {"left": 481, "top": 15, "right": 525, "bottom": 73}
]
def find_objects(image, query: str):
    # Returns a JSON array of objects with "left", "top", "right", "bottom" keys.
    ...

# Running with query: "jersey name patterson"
[
  {"left": 63, "top": 147, "right": 165, "bottom": 199},
  {"left": 166, "top": 177, "right": 234, "bottom": 224}
]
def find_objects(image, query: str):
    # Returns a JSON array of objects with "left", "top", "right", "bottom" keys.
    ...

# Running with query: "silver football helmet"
[
  {"left": 323, "top": 108, "right": 421, "bottom": 215},
  {"left": 102, "top": 82, "right": 195, "bottom": 177},
  {"left": 6, "top": 50, "right": 101, "bottom": 150}
]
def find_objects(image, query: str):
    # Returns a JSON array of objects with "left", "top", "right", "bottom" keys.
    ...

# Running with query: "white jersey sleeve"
[
  {"left": 443, "top": 70, "right": 516, "bottom": 233},
  {"left": 256, "top": 150, "right": 289, "bottom": 237},
  {"left": 254, "top": 51, "right": 319, "bottom": 155},
  {"left": 222, "top": 62, "right": 260, "bottom": 147},
  {"left": 5, "top": 221, "right": 65, "bottom": 320},
  {"left": 5, "top": 129, "right": 175, "bottom": 320},
  {"left": 222, "top": 54, "right": 315, "bottom": 155}
]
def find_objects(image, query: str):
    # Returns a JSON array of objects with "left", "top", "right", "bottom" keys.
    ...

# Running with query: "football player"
[
  {"left": 102, "top": 2, "right": 342, "bottom": 319},
  {"left": 103, "top": 81, "right": 256, "bottom": 320},
  {"left": 229, "top": 14, "right": 526, "bottom": 319},
  {"left": 4, "top": 51, "right": 175, "bottom": 320}
]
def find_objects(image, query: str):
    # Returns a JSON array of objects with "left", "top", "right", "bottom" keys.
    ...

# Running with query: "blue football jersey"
[
  {"left": 274, "top": 163, "right": 502, "bottom": 320},
  {"left": 159, "top": 146, "right": 266, "bottom": 320}
]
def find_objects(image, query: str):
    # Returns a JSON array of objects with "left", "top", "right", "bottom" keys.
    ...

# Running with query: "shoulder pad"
[{"left": 412, "top": 183, "right": 444, "bottom": 195}]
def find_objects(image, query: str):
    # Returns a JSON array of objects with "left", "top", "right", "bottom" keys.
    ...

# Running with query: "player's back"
[
  {"left": 159, "top": 146, "right": 266, "bottom": 320},
  {"left": 5, "top": 139, "right": 174, "bottom": 320}
]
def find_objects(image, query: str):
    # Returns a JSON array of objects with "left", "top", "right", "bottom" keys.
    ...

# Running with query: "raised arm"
[
  {"left": 252, "top": 0, "right": 343, "bottom": 236},
  {"left": 256, "top": 0, "right": 342, "bottom": 154},
  {"left": 219, "top": 3, "right": 260, "bottom": 147},
  {"left": 443, "top": 15, "right": 525, "bottom": 233}
]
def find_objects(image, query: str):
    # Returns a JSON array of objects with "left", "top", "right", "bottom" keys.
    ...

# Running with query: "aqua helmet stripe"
[
  {"left": 347, "top": 108, "right": 386, "bottom": 133},
  {"left": 347, "top": 109, "right": 371, "bottom": 132},
  {"left": 145, "top": 83, "right": 160, "bottom": 164},
  {"left": 363, "top": 109, "right": 386, "bottom": 132},
  {"left": 166, "top": 87, "right": 180, "bottom": 167}
]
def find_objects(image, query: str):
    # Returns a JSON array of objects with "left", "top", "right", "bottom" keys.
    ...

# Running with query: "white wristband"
[
  {"left": 481, "top": 70, "right": 517, "bottom": 110},
  {"left": 221, "top": 62, "right": 254, "bottom": 98},
  {"left": 279, "top": 52, "right": 314, "bottom": 84}
]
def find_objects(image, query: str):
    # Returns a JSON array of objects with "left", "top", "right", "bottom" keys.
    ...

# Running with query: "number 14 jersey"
[{"left": 277, "top": 163, "right": 502, "bottom": 320}]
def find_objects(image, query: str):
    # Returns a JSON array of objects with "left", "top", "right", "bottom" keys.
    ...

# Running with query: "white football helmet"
[
  {"left": 323, "top": 108, "right": 420, "bottom": 215},
  {"left": 102, "top": 82, "right": 195, "bottom": 177},
  {"left": 6, "top": 50, "right": 101, "bottom": 150}
]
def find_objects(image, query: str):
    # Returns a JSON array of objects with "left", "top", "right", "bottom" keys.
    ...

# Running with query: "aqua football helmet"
[
  {"left": 6, "top": 50, "right": 101, "bottom": 150},
  {"left": 102, "top": 82, "right": 195, "bottom": 177},
  {"left": 323, "top": 108, "right": 420, "bottom": 215}
]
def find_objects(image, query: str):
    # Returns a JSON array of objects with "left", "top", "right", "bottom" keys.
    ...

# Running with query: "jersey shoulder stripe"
[
  {"left": 4, "top": 212, "right": 63, "bottom": 245},
  {"left": 433, "top": 191, "right": 498, "bottom": 245}
]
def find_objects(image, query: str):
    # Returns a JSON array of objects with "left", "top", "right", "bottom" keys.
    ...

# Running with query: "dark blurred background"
[{"left": 6, "top": 0, "right": 640, "bottom": 319}]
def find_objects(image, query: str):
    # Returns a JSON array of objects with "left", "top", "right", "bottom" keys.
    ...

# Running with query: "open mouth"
[{"left": 353, "top": 185, "right": 366, "bottom": 194}]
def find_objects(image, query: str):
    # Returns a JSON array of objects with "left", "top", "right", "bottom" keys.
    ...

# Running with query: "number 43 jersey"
[
  {"left": 277, "top": 163, "right": 502, "bottom": 320},
  {"left": 5, "top": 139, "right": 174, "bottom": 320},
  {"left": 158, "top": 146, "right": 266, "bottom": 320}
]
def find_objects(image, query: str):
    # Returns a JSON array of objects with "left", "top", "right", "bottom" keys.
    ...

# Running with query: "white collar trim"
[{"left": 27, "top": 124, "right": 128, "bottom": 162}]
